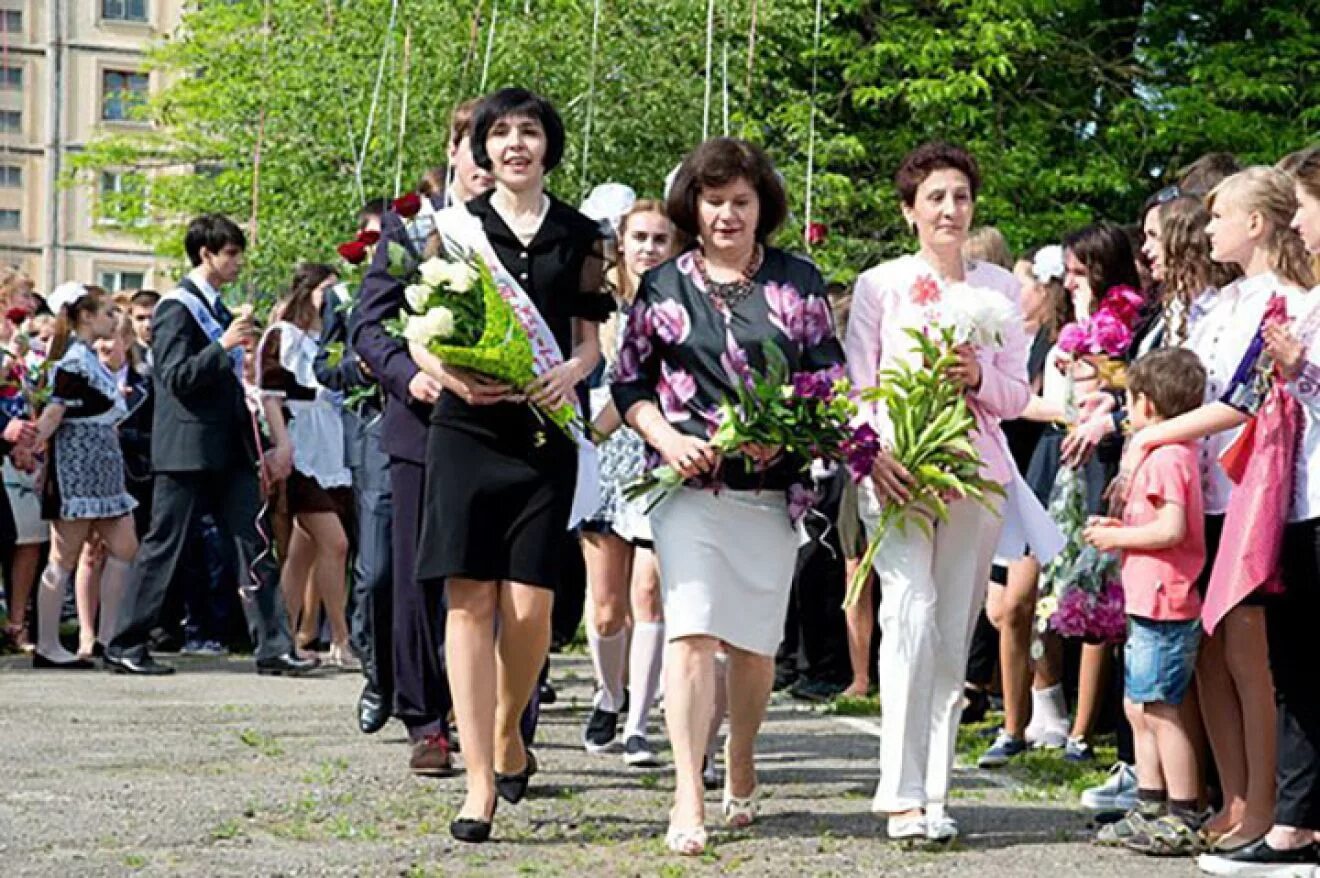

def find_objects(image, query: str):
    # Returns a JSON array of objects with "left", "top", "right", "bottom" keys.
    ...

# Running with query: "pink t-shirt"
[{"left": 1121, "top": 442, "right": 1206, "bottom": 621}]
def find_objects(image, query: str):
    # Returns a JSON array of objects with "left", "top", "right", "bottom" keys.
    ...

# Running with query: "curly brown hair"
[{"left": 1158, "top": 196, "right": 1240, "bottom": 346}]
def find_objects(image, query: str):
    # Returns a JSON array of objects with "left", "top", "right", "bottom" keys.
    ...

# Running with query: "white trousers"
[{"left": 861, "top": 484, "right": 1003, "bottom": 813}]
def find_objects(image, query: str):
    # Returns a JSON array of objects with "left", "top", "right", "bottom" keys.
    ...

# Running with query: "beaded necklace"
[{"left": 694, "top": 244, "right": 764, "bottom": 309}]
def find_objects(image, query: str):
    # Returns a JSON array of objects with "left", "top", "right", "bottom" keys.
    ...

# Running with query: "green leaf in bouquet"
[{"left": 386, "top": 241, "right": 413, "bottom": 279}]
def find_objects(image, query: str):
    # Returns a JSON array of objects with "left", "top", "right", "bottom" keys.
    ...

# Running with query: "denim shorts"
[{"left": 1124, "top": 616, "right": 1202, "bottom": 705}]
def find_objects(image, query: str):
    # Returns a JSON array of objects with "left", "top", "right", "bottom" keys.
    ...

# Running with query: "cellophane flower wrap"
[
  {"left": 1033, "top": 466, "right": 1126, "bottom": 646},
  {"left": 388, "top": 243, "right": 579, "bottom": 437},
  {"left": 624, "top": 341, "right": 871, "bottom": 518},
  {"left": 843, "top": 285, "right": 1013, "bottom": 608}
]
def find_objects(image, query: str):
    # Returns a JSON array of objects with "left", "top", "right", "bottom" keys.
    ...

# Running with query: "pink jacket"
[{"left": 845, "top": 254, "right": 1031, "bottom": 486}]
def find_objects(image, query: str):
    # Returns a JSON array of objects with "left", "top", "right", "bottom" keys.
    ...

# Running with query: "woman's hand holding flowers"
[
  {"left": 1263, "top": 321, "right": 1306, "bottom": 381},
  {"left": 947, "top": 343, "right": 982, "bottom": 391},
  {"left": 869, "top": 447, "right": 914, "bottom": 504},
  {"left": 659, "top": 431, "right": 721, "bottom": 480}
]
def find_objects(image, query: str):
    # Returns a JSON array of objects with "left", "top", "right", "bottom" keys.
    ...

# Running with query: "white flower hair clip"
[
  {"left": 47, "top": 281, "right": 89, "bottom": 313},
  {"left": 1032, "top": 245, "right": 1065, "bottom": 284}
]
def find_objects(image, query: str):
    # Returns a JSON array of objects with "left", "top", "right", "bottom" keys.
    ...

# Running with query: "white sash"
[
  {"left": 432, "top": 206, "right": 600, "bottom": 528},
  {"left": 162, "top": 284, "right": 244, "bottom": 383}
]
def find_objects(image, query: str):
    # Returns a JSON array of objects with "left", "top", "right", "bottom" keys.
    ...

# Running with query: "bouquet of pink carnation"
[
  {"left": 1033, "top": 466, "right": 1126, "bottom": 647},
  {"left": 1057, "top": 285, "right": 1143, "bottom": 390},
  {"left": 625, "top": 344, "right": 878, "bottom": 518}
]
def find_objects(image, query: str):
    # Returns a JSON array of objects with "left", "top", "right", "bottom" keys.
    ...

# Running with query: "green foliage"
[{"left": 66, "top": 0, "right": 1319, "bottom": 299}]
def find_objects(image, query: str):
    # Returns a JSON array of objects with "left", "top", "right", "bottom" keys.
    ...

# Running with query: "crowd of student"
[{"left": 4, "top": 84, "right": 1320, "bottom": 873}]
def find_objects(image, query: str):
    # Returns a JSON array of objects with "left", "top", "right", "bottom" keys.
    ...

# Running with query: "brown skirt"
[{"left": 286, "top": 469, "right": 353, "bottom": 518}]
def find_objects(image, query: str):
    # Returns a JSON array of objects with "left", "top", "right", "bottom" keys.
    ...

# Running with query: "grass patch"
[
  {"left": 956, "top": 712, "right": 1114, "bottom": 800},
  {"left": 236, "top": 728, "right": 284, "bottom": 757},
  {"left": 824, "top": 694, "right": 881, "bottom": 716},
  {"left": 210, "top": 820, "right": 243, "bottom": 841},
  {"left": 122, "top": 853, "right": 147, "bottom": 869},
  {"left": 301, "top": 757, "right": 348, "bottom": 784}
]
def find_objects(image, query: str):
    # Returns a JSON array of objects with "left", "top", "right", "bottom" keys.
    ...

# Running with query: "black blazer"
[
  {"left": 120, "top": 364, "right": 153, "bottom": 487},
  {"left": 148, "top": 293, "right": 256, "bottom": 472},
  {"left": 314, "top": 285, "right": 380, "bottom": 413},
  {"left": 349, "top": 210, "right": 430, "bottom": 464}
]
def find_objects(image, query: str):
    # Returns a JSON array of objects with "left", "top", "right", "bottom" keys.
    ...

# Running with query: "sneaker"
[
  {"left": 622, "top": 735, "right": 659, "bottom": 767},
  {"left": 1029, "top": 727, "right": 1069, "bottom": 750},
  {"left": 539, "top": 680, "right": 558, "bottom": 705},
  {"left": 1196, "top": 837, "right": 1320, "bottom": 876},
  {"left": 409, "top": 733, "right": 455, "bottom": 777},
  {"left": 978, "top": 730, "right": 1028, "bottom": 768},
  {"left": 1081, "top": 762, "right": 1139, "bottom": 811},
  {"left": 180, "top": 639, "right": 228, "bottom": 657},
  {"left": 1126, "top": 813, "right": 1204, "bottom": 857},
  {"left": 583, "top": 704, "right": 620, "bottom": 754},
  {"left": 926, "top": 814, "right": 959, "bottom": 842},
  {"left": 1064, "top": 736, "right": 1094, "bottom": 762},
  {"left": 1096, "top": 803, "right": 1163, "bottom": 847}
]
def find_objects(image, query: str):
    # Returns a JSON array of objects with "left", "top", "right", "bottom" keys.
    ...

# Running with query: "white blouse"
[
  {"left": 1284, "top": 285, "right": 1320, "bottom": 522},
  {"left": 1186, "top": 273, "right": 1281, "bottom": 514}
]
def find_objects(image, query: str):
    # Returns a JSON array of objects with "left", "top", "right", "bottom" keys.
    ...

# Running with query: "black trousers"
[
  {"left": 109, "top": 467, "right": 291, "bottom": 662},
  {"left": 389, "top": 458, "right": 451, "bottom": 730},
  {"left": 778, "top": 478, "right": 851, "bottom": 686},
  {"left": 1270, "top": 518, "right": 1320, "bottom": 829}
]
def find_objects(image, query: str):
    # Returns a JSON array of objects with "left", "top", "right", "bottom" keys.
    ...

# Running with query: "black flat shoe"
[
  {"left": 356, "top": 683, "right": 390, "bottom": 734},
  {"left": 256, "top": 652, "right": 319, "bottom": 676},
  {"left": 1198, "top": 837, "right": 1320, "bottom": 870},
  {"left": 450, "top": 800, "right": 498, "bottom": 843},
  {"left": 103, "top": 651, "right": 175, "bottom": 675},
  {"left": 495, "top": 750, "right": 538, "bottom": 804},
  {"left": 33, "top": 652, "right": 95, "bottom": 670}
]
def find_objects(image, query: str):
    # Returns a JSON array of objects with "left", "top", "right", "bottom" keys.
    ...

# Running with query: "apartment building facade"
[{"left": 0, "top": 0, "right": 183, "bottom": 294}]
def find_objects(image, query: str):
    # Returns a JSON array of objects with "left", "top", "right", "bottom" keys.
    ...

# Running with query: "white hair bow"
[
  {"left": 47, "top": 281, "right": 89, "bottom": 313},
  {"left": 1032, "top": 245, "right": 1065, "bottom": 284}
]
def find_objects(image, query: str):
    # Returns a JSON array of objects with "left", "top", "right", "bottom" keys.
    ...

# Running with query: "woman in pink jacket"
[{"left": 845, "top": 142, "right": 1030, "bottom": 843}]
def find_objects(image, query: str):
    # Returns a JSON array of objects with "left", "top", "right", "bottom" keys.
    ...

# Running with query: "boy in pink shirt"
[{"left": 1084, "top": 348, "right": 1207, "bottom": 856}]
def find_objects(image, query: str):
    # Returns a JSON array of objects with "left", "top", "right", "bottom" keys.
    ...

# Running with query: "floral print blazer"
[{"left": 610, "top": 246, "right": 845, "bottom": 493}]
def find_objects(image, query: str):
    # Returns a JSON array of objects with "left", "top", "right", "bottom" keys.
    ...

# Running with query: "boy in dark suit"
[{"left": 105, "top": 215, "right": 315, "bottom": 676}]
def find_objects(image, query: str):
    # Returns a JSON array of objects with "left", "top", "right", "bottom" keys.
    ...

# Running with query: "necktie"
[{"left": 211, "top": 296, "right": 233, "bottom": 329}]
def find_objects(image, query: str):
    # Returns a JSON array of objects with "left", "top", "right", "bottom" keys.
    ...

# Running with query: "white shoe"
[
  {"left": 926, "top": 815, "right": 958, "bottom": 842},
  {"left": 886, "top": 815, "right": 927, "bottom": 841},
  {"left": 664, "top": 824, "right": 707, "bottom": 856},
  {"left": 722, "top": 785, "right": 759, "bottom": 828},
  {"left": 1080, "top": 762, "right": 1139, "bottom": 811}
]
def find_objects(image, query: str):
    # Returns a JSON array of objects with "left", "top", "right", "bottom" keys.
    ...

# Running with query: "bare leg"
[
  {"left": 1127, "top": 698, "right": 1163, "bottom": 795},
  {"left": 1069, "top": 642, "right": 1111, "bottom": 742},
  {"left": 724, "top": 644, "right": 775, "bottom": 799},
  {"left": 1198, "top": 630, "right": 1247, "bottom": 834},
  {"left": 297, "top": 512, "right": 351, "bottom": 648},
  {"left": 1148, "top": 702, "right": 1199, "bottom": 803},
  {"left": 986, "top": 556, "right": 1039, "bottom": 738},
  {"left": 9, "top": 543, "right": 42, "bottom": 646},
  {"left": 278, "top": 524, "right": 316, "bottom": 654},
  {"left": 665, "top": 635, "right": 719, "bottom": 831},
  {"left": 74, "top": 541, "right": 105, "bottom": 657},
  {"left": 493, "top": 582, "right": 554, "bottom": 773},
  {"left": 1223, "top": 607, "right": 1277, "bottom": 839},
  {"left": 446, "top": 578, "right": 499, "bottom": 822},
  {"left": 843, "top": 557, "right": 874, "bottom": 698}
]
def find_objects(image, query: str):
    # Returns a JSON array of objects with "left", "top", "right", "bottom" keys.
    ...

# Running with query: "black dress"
[{"left": 415, "top": 191, "right": 613, "bottom": 590}]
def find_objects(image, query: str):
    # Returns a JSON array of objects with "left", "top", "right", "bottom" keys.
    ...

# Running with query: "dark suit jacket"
[
  {"left": 349, "top": 210, "right": 430, "bottom": 464},
  {"left": 120, "top": 364, "right": 154, "bottom": 487},
  {"left": 314, "top": 286, "right": 378, "bottom": 409},
  {"left": 149, "top": 295, "right": 256, "bottom": 472}
]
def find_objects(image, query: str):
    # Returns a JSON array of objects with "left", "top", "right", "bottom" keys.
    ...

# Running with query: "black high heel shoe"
[
  {"left": 495, "top": 750, "right": 538, "bottom": 804},
  {"left": 450, "top": 799, "right": 498, "bottom": 844}
]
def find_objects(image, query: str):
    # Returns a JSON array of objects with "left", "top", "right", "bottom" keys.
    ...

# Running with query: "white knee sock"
[
  {"left": 36, "top": 564, "right": 77, "bottom": 662},
  {"left": 588, "top": 626, "right": 629, "bottom": 713},
  {"left": 705, "top": 652, "right": 729, "bottom": 763},
  {"left": 623, "top": 621, "right": 664, "bottom": 739},
  {"left": 97, "top": 557, "right": 131, "bottom": 647},
  {"left": 1028, "top": 683, "right": 1069, "bottom": 736}
]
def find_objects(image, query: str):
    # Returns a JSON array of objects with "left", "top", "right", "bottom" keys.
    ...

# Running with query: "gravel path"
[{"left": 0, "top": 653, "right": 1200, "bottom": 877}]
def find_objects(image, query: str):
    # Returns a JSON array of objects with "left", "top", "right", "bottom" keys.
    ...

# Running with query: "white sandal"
[
  {"left": 722, "top": 785, "right": 760, "bottom": 828},
  {"left": 665, "top": 824, "right": 708, "bottom": 856}
]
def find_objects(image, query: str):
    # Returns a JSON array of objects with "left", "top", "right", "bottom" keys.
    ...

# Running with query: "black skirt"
[
  {"left": 1025, "top": 426, "right": 1117, "bottom": 515},
  {"left": 415, "top": 393, "right": 578, "bottom": 590}
]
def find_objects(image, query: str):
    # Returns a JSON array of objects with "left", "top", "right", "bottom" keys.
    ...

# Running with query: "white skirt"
[
  {"left": 651, "top": 487, "right": 799, "bottom": 657},
  {"left": 4, "top": 458, "right": 46, "bottom": 545}
]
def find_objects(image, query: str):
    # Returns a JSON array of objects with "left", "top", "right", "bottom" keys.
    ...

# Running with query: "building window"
[
  {"left": 101, "top": 71, "right": 150, "bottom": 122},
  {"left": 100, "top": 270, "right": 147, "bottom": 292},
  {"left": 102, "top": 0, "right": 148, "bottom": 23},
  {"left": 0, "top": 11, "right": 20, "bottom": 34},
  {"left": 0, "top": 65, "right": 20, "bottom": 91},
  {"left": 0, "top": 210, "right": 19, "bottom": 232},
  {"left": 0, "top": 165, "right": 18, "bottom": 188},
  {"left": 0, "top": 110, "right": 19, "bottom": 133}
]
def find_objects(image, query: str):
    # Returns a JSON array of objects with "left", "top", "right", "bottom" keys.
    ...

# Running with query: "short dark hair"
[
  {"left": 129, "top": 289, "right": 160, "bottom": 308},
  {"left": 184, "top": 214, "right": 247, "bottom": 267},
  {"left": 470, "top": 88, "right": 566, "bottom": 174},
  {"left": 1063, "top": 222, "right": 1143, "bottom": 296},
  {"left": 1177, "top": 152, "right": 1241, "bottom": 196},
  {"left": 359, "top": 198, "right": 389, "bottom": 228},
  {"left": 1127, "top": 347, "right": 1206, "bottom": 420},
  {"left": 666, "top": 138, "right": 787, "bottom": 243},
  {"left": 894, "top": 142, "right": 981, "bottom": 206}
]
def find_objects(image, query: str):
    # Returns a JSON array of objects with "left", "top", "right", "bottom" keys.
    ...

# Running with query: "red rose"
[
  {"left": 911, "top": 275, "right": 941, "bottom": 307},
  {"left": 392, "top": 192, "right": 422, "bottom": 219},
  {"left": 4, "top": 307, "right": 29, "bottom": 324},
  {"left": 806, "top": 222, "right": 828, "bottom": 246},
  {"left": 337, "top": 240, "right": 369, "bottom": 265},
  {"left": 356, "top": 229, "right": 381, "bottom": 246}
]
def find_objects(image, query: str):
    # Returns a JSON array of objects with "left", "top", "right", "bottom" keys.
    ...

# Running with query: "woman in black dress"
[{"left": 408, "top": 89, "right": 613, "bottom": 843}]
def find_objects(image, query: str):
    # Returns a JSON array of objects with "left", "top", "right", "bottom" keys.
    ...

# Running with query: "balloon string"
[
  {"left": 241, "top": 406, "right": 273, "bottom": 603},
  {"left": 803, "top": 0, "right": 823, "bottom": 250}
]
